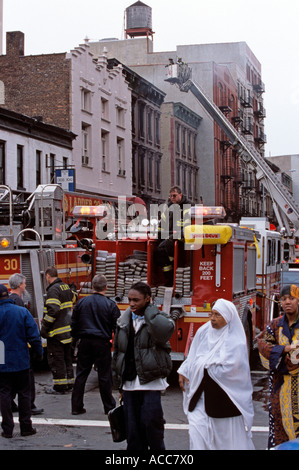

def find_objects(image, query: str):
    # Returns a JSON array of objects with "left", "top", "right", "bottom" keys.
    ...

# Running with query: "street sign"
[{"left": 55, "top": 169, "right": 76, "bottom": 192}]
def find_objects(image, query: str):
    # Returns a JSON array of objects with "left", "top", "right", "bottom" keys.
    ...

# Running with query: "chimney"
[{"left": 6, "top": 31, "right": 25, "bottom": 57}]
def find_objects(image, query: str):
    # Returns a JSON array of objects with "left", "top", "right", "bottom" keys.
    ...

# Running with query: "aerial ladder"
[{"left": 165, "top": 61, "right": 299, "bottom": 238}]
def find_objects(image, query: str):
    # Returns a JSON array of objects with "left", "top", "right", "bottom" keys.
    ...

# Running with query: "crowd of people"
[
  {"left": 1, "top": 265, "right": 299, "bottom": 449},
  {"left": 1, "top": 188, "right": 299, "bottom": 449}
]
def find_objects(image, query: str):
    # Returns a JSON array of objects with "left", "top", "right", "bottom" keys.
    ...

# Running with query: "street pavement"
[{"left": 0, "top": 367, "right": 269, "bottom": 451}]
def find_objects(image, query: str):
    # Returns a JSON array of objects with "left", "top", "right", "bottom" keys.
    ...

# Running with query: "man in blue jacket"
[
  {"left": 71, "top": 274, "right": 120, "bottom": 415},
  {"left": 0, "top": 284, "right": 43, "bottom": 438}
]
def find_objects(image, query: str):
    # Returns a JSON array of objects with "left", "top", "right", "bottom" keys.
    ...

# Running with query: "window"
[
  {"left": 176, "top": 124, "right": 180, "bottom": 153},
  {"left": 148, "top": 154, "right": 153, "bottom": 188},
  {"left": 247, "top": 247, "right": 257, "bottom": 290},
  {"left": 182, "top": 128, "right": 186, "bottom": 156},
  {"left": 82, "top": 123, "right": 91, "bottom": 166},
  {"left": 193, "top": 170, "right": 198, "bottom": 201},
  {"left": 193, "top": 134, "right": 197, "bottom": 162},
  {"left": 117, "top": 137, "right": 125, "bottom": 176},
  {"left": 147, "top": 108, "right": 152, "bottom": 142},
  {"left": 116, "top": 106, "right": 125, "bottom": 128},
  {"left": 36, "top": 150, "right": 42, "bottom": 186},
  {"left": 101, "top": 131, "right": 109, "bottom": 172},
  {"left": 187, "top": 131, "right": 192, "bottom": 159},
  {"left": 63, "top": 157, "right": 68, "bottom": 169},
  {"left": 154, "top": 113, "right": 160, "bottom": 146},
  {"left": 139, "top": 102, "right": 145, "bottom": 138},
  {"left": 0, "top": 141, "right": 5, "bottom": 184},
  {"left": 182, "top": 165, "right": 187, "bottom": 193},
  {"left": 132, "top": 147, "right": 137, "bottom": 184},
  {"left": 81, "top": 89, "right": 91, "bottom": 113},
  {"left": 49, "top": 153, "right": 55, "bottom": 183},
  {"left": 139, "top": 150, "right": 145, "bottom": 186},
  {"left": 233, "top": 246, "right": 245, "bottom": 294},
  {"left": 176, "top": 162, "right": 181, "bottom": 187},
  {"left": 101, "top": 98, "right": 109, "bottom": 121},
  {"left": 17, "top": 145, "right": 24, "bottom": 189},
  {"left": 188, "top": 168, "right": 192, "bottom": 199},
  {"left": 155, "top": 157, "right": 161, "bottom": 191}
]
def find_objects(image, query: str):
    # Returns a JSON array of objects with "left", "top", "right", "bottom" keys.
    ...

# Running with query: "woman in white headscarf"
[{"left": 177, "top": 298, "right": 255, "bottom": 450}]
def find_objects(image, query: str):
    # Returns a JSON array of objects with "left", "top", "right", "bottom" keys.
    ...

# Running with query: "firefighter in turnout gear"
[
  {"left": 154, "top": 186, "right": 192, "bottom": 286},
  {"left": 41, "top": 266, "right": 76, "bottom": 394}
]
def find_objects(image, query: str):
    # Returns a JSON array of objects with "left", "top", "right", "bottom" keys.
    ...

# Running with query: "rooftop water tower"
[{"left": 125, "top": 1, "right": 154, "bottom": 48}]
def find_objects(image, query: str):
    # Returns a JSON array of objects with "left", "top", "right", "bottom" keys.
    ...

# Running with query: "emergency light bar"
[
  {"left": 73, "top": 205, "right": 108, "bottom": 218},
  {"left": 184, "top": 225, "right": 233, "bottom": 245},
  {"left": 191, "top": 206, "right": 226, "bottom": 219}
]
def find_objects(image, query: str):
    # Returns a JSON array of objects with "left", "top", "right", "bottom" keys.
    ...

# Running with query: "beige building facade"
[{"left": 89, "top": 37, "right": 267, "bottom": 218}]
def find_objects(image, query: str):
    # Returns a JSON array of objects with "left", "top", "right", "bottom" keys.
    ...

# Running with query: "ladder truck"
[{"left": 165, "top": 61, "right": 299, "bottom": 244}]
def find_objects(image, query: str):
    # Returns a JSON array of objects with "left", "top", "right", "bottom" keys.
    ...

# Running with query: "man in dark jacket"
[
  {"left": 154, "top": 186, "right": 191, "bottom": 286},
  {"left": 0, "top": 284, "right": 43, "bottom": 438},
  {"left": 71, "top": 274, "right": 120, "bottom": 415},
  {"left": 8, "top": 273, "right": 44, "bottom": 415},
  {"left": 112, "top": 281, "right": 175, "bottom": 450},
  {"left": 41, "top": 266, "right": 76, "bottom": 394}
]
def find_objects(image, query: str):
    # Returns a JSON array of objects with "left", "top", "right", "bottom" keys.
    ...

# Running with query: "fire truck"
[
  {"left": 68, "top": 201, "right": 282, "bottom": 364},
  {"left": 0, "top": 181, "right": 282, "bottom": 364}
]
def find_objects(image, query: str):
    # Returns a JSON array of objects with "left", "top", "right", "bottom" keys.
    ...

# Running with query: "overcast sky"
[{"left": 2, "top": 0, "right": 299, "bottom": 158}]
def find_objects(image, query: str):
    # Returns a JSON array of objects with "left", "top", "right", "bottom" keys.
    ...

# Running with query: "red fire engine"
[
  {"left": 0, "top": 182, "right": 283, "bottom": 364},
  {"left": 70, "top": 202, "right": 282, "bottom": 363}
]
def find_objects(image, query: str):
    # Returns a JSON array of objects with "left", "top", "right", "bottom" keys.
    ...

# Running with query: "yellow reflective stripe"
[
  {"left": 61, "top": 338, "right": 72, "bottom": 344},
  {"left": 53, "top": 378, "right": 68, "bottom": 385},
  {"left": 44, "top": 314, "right": 55, "bottom": 323},
  {"left": 163, "top": 265, "right": 173, "bottom": 272},
  {"left": 48, "top": 326, "right": 71, "bottom": 337},
  {"left": 60, "top": 301, "right": 73, "bottom": 309},
  {"left": 46, "top": 298, "right": 61, "bottom": 306}
]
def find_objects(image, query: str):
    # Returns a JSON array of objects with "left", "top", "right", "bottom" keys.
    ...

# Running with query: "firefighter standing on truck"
[
  {"left": 41, "top": 266, "right": 76, "bottom": 394},
  {"left": 154, "top": 186, "right": 191, "bottom": 286}
]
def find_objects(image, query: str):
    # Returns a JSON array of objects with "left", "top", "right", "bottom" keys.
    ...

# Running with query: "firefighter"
[
  {"left": 154, "top": 186, "right": 191, "bottom": 286},
  {"left": 41, "top": 266, "right": 76, "bottom": 394}
]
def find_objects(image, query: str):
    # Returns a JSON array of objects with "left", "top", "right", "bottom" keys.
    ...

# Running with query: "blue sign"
[{"left": 55, "top": 169, "right": 76, "bottom": 192}]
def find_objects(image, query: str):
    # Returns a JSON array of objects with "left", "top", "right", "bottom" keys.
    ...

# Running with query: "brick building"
[{"left": 0, "top": 31, "right": 132, "bottom": 198}]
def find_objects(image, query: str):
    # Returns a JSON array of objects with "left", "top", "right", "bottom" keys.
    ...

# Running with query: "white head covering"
[{"left": 178, "top": 299, "right": 254, "bottom": 430}]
